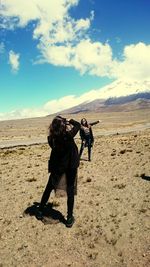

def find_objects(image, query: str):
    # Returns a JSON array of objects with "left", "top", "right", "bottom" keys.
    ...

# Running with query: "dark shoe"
[
  {"left": 36, "top": 208, "right": 43, "bottom": 220},
  {"left": 66, "top": 216, "right": 75, "bottom": 228}
]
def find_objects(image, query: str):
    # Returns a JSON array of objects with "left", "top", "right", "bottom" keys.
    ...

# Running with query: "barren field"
[
  {"left": 0, "top": 109, "right": 149, "bottom": 146},
  {"left": 0, "top": 110, "right": 150, "bottom": 267}
]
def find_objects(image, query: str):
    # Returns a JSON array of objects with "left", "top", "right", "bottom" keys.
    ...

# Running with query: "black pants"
[
  {"left": 40, "top": 168, "right": 77, "bottom": 217},
  {"left": 79, "top": 138, "right": 92, "bottom": 161}
]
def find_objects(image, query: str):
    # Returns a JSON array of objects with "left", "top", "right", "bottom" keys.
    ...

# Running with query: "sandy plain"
[{"left": 0, "top": 109, "right": 150, "bottom": 267}]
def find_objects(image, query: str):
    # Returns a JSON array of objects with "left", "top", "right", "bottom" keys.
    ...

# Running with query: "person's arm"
[
  {"left": 68, "top": 119, "right": 81, "bottom": 137},
  {"left": 47, "top": 135, "right": 53, "bottom": 148},
  {"left": 56, "top": 116, "right": 81, "bottom": 137},
  {"left": 89, "top": 120, "right": 102, "bottom": 126}
]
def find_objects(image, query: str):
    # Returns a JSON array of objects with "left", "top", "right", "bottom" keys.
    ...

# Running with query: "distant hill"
[{"left": 60, "top": 80, "right": 150, "bottom": 114}]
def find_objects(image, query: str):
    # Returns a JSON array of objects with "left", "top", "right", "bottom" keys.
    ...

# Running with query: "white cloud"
[
  {"left": 112, "top": 43, "right": 150, "bottom": 81},
  {"left": 0, "top": 1, "right": 150, "bottom": 82},
  {"left": 0, "top": 108, "right": 47, "bottom": 121},
  {"left": 1, "top": 0, "right": 71, "bottom": 27},
  {"left": 0, "top": 0, "right": 79, "bottom": 29},
  {"left": 75, "top": 18, "right": 91, "bottom": 31},
  {"left": 44, "top": 90, "right": 100, "bottom": 113},
  {"left": 73, "top": 39, "right": 113, "bottom": 76},
  {"left": 0, "top": 90, "right": 98, "bottom": 121},
  {"left": 0, "top": 1, "right": 96, "bottom": 67},
  {"left": 9, "top": 50, "right": 20, "bottom": 72},
  {"left": 38, "top": 39, "right": 113, "bottom": 77}
]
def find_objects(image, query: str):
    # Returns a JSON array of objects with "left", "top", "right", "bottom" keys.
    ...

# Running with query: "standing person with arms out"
[
  {"left": 79, "top": 118, "right": 101, "bottom": 161},
  {"left": 36, "top": 116, "right": 81, "bottom": 228}
]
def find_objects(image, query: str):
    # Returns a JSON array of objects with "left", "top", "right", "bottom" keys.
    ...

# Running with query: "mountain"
[{"left": 61, "top": 80, "right": 150, "bottom": 114}]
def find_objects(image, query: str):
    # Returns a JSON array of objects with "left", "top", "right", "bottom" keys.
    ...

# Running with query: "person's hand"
[{"left": 66, "top": 118, "right": 71, "bottom": 124}]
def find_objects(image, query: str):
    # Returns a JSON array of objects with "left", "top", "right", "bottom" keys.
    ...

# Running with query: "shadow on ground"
[
  {"left": 141, "top": 174, "right": 150, "bottom": 182},
  {"left": 24, "top": 202, "right": 66, "bottom": 225}
]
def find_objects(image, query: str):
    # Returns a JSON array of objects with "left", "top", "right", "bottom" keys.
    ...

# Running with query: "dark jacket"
[
  {"left": 80, "top": 120, "right": 99, "bottom": 143},
  {"left": 48, "top": 119, "right": 80, "bottom": 174}
]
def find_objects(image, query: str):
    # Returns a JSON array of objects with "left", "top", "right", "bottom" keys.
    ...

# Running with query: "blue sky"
[{"left": 0, "top": 0, "right": 150, "bottom": 120}]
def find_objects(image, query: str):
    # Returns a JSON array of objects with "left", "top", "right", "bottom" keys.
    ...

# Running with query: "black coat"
[
  {"left": 48, "top": 119, "right": 80, "bottom": 174},
  {"left": 80, "top": 120, "right": 99, "bottom": 143}
]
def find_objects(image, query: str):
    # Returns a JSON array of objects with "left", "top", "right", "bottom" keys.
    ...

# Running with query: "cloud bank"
[
  {"left": 0, "top": 89, "right": 101, "bottom": 121},
  {"left": 1, "top": 0, "right": 150, "bottom": 80},
  {"left": 0, "top": 79, "right": 149, "bottom": 121}
]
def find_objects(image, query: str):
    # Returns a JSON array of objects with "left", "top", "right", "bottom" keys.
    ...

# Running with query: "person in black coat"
[
  {"left": 36, "top": 116, "right": 80, "bottom": 227},
  {"left": 79, "top": 118, "right": 101, "bottom": 161}
]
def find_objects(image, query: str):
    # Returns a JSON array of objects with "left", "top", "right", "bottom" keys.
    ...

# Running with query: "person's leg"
[
  {"left": 79, "top": 141, "right": 84, "bottom": 158},
  {"left": 36, "top": 174, "right": 54, "bottom": 220},
  {"left": 39, "top": 174, "right": 54, "bottom": 210},
  {"left": 87, "top": 139, "right": 92, "bottom": 161},
  {"left": 66, "top": 168, "right": 77, "bottom": 226}
]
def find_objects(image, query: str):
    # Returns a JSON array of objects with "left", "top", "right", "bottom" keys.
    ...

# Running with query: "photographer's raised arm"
[{"left": 68, "top": 119, "right": 81, "bottom": 137}]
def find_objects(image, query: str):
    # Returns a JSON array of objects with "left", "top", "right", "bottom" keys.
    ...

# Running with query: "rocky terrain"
[{"left": 0, "top": 110, "right": 150, "bottom": 267}]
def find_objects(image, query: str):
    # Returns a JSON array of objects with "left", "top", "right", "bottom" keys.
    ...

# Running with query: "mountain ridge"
[{"left": 60, "top": 80, "right": 150, "bottom": 114}]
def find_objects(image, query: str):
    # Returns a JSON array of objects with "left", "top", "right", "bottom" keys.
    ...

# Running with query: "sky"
[{"left": 0, "top": 0, "right": 150, "bottom": 120}]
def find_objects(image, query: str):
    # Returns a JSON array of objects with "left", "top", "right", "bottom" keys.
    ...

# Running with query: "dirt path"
[{"left": 0, "top": 123, "right": 150, "bottom": 149}]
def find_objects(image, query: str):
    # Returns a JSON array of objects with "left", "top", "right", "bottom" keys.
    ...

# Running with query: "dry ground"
[
  {"left": 0, "top": 109, "right": 149, "bottom": 143},
  {"left": 0, "top": 110, "right": 150, "bottom": 266}
]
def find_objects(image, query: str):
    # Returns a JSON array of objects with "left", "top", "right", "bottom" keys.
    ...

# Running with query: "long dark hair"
[
  {"left": 81, "top": 118, "right": 88, "bottom": 127},
  {"left": 49, "top": 116, "right": 66, "bottom": 137}
]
